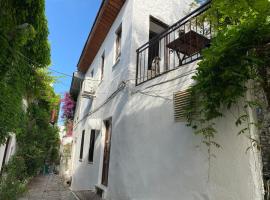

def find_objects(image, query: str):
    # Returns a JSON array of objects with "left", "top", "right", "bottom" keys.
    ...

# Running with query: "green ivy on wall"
[
  {"left": 0, "top": 1, "right": 60, "bottom": 199},
  {"left": 187, "top": 0, "right": 270, "bottom": 146}
]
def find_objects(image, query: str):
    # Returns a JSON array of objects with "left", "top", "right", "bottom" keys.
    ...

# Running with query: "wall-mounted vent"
[{"left": 173, "top": 90, "right": 192, "bottom": 122}]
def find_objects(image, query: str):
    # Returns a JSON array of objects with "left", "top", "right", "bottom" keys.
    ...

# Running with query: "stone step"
[{"left": 73, "top": 190, "right": 102, "bottom": 200}]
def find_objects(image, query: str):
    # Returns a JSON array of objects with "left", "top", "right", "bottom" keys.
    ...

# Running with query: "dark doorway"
[
  {"left": 79, "top": 130, "right": 85, "bottom": 161},
  {"left": 101, "top": 119, "right": 112, "bottom": 186},
  {"left": 88, "top": 129, "right": 96, "bottom": 163},
  {"left": 148, "top": 16, "right": 168, "bottom": 72}
]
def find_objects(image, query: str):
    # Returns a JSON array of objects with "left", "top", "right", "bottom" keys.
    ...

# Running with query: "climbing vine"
[
  {"left": 187, "top": 0, "right": 270, "bottom": 145},
  {"left": 61, "top": 92, "right": 75, "bottom": 137},
  {"left": 0, "top": 1, "right": 60, "bottom": 199},
  {"left": 61, "top": 92, "right": 75, "bottom": 122},
  {"left": 0, "top": 0, "right": 51, "bottom": 144}
]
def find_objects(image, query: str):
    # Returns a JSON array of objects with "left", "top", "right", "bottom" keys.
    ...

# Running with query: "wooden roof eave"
[{"left": 77, "top": 0, "right": 126, "bottom": 74}]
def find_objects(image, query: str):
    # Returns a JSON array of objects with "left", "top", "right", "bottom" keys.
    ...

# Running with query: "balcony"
[
  {"left": 70, "top": 71, "right": 84, "bottom": 101},
  {"left": 135, "top": 1, "right": 212, "bottom": 85},
  {"left": 81, "top": 78, "right": 99, "bottom": 97}
]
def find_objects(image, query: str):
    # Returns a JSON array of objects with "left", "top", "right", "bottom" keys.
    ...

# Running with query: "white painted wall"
[
  {"left": 0, "top": 134, "right": 16, "bottom": 171},
  {"left": 70, "top": 0, "right": 264, "bottom": 199},
  {"left": 0, "top": 99, "right": 28, "bottom": 172},
  {"left": 71, "top": 120, "right": 102, "bottom": 190},
  {"left": 59, "top": 126, "right": 73, "bottom": 181},
  {"left": 71, "top": 0, "right": 134, "bottom": 191}
]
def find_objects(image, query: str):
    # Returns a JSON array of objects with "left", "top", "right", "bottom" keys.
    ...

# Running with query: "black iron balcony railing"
[{"left": 136, "top": 1, "right": 212, "bottom": 85}]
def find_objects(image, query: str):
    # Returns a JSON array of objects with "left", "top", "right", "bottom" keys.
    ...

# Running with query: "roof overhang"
[
  {"left": 70, "top": 71, "right": 84, "bottom": 100},
  {"left": 77, "top": 0, "right": 126, "bottom": 73}
]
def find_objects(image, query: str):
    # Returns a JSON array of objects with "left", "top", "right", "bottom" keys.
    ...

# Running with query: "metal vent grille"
[{"left": 173, "top": 90, "right": 191, "bottom": 122}]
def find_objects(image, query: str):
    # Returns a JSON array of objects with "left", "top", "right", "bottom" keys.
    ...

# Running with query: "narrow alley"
[
  {"left": 18, "top": 175, "right": 76, "bottom": 200},
  {"left": 1, "top": 0, "right": 270, "bottom": 199}
]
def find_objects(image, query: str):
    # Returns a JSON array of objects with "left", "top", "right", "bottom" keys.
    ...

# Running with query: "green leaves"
[
  {"left": 0, "top": 0, "right": 53, "bottom": 144},
  {"left": 186, "top": 0, "right": 270, "bottom": 146},
  {"left": 0, "top": 156, "right": 27, "bottom": 200},
  {"left": 0, "top": 1, "right": 60, "bottom": 198},
  {"left": 235, "top": 114, "right": 248, "bottom": 126}
]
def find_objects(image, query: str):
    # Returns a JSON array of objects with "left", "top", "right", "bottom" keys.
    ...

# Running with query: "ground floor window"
[
  {"left": 79, "top": 130, "right": 85, "bottom": 160},
  {"left": 88, "top": 129, "right": 97, "bottom": 163}
]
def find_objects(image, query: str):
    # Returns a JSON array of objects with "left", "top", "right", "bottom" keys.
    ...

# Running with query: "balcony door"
[
  {"left": 101, "top": 119, "right": 112, "bottom": 186},
  {"left": 148, "top": 17, "right": 168, "bottom": 73}
]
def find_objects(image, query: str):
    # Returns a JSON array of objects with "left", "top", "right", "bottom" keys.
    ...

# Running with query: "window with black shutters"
[
  {"left": 79, "top": 130, "right": 85, "bottom": 161},
  {"left": 88, "top": 130, "right": 96, "bottom": 163}
]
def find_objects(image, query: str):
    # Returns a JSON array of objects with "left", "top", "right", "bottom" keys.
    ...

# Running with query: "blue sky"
[{"left": 45, "top": 0, "right": 102, "bottom": 97}]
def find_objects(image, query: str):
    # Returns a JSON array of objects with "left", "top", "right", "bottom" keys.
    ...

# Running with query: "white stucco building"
[
  {"left": 69, "top": 0, "right": 265, "bottom": 199},
  {"left": 59, "top": 126, "right": 73, "bottom": 182},
  {"left": 0, "top": 134, "right": 16, "bottom": 174}
]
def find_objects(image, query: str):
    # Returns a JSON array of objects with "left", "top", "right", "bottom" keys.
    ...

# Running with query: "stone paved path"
[{"left": 19, "top": 174, "right": 77, "bottom": 200}]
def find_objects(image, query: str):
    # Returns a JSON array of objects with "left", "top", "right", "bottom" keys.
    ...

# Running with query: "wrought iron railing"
[{"left": 136, "top": 1, "right": 212, "bottom": 85}]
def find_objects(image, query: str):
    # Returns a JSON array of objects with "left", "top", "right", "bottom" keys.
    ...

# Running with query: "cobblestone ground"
[{"left": 19, "top": 174, "right": 77, "bottom": 200}]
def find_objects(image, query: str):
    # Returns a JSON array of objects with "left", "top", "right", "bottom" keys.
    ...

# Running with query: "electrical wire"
[
  {"left": 142, "top": 69, "right": 196, "bottom": 90},
  {"left": 7, "top": 47, "right": 73, "bottom": 78},
  {"left": 17, "top": 51, "right": 107, "bottom": 82},
  {"left": 0, "top": 35, "right": 200, "bottom": 126},
  {"left": 49, "top": 68, "right": 73, "bottom": 78},
  {"left": 73, "top": 81, "right": 126, "bottom": 128},
  {"left": 0, "top": 35, "right": 90, "bottom": 80},
  {"left": 1, "top": 30, "right": 198, "bottom": 86},
  {"left": 136, "top": 90, "right": 172, "bottom": 101},
  {"left": 73, "top": 68, "right": 196, "bottom": 126},
  {"left": 129, "top": 69, "right": 196, "bottom": 100},
  {"left": 16, "top": 51, "right": 74, "bottom": 78}
]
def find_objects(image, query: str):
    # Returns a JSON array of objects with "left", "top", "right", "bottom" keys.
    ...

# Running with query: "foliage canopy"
[
  {"left": 0, "top": 1, "right": 60, "bottom": 199},
  {"left": 188, "top": 0, "right": 270, "bottom": 142}
]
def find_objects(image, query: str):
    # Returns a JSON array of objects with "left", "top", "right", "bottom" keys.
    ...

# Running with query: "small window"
[
  {"left": 101, "top": 52, "right": 105, "bottom": 80},
  {"left": 115, "top": 25, "right": 122, "bottom": 62},
  {"left": 79, "top": 130, "right": 85, "bottom": 160},
  {"left": 88, "top": 130, "right": 96, "bottom": 163},
  {"left": 90, "top": 69, "right": 94, "bottom": 77}
]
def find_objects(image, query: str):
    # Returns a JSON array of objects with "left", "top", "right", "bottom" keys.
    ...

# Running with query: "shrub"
[{"left": 0, "top": 156, "right": 28, "bottom": 200}]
